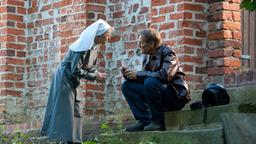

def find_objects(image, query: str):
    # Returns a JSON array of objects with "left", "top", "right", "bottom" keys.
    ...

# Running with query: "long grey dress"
[{"left": 41, "top": 48, "right": 98, "bottom": 142}]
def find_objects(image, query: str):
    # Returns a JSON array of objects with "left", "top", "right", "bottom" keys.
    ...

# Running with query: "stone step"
[
  {"left": 98, "top": 127, "right": 224, "bottom": 144},
  {"left": 165, "top": 104, "right": 256, "bottom": 129}
]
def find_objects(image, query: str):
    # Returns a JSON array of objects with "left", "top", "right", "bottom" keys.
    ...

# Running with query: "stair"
[
  {"left": 99, "top": 128, "right": 224, "bottom": 144},
  {"left": 98, "top": 104, "right": 255, "bottom": 144}
]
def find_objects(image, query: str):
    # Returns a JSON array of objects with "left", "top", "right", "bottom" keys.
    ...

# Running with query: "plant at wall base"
[
  {"left": 0, "top": 126, "right": 9, "bottom": 143},
  {"left": 82, "top": 141, "right": 97, "bottom": 144},
  {"left": 100, "top": 123, "right": 113, "bottom": 134},
  {"left": 240, "top": 0, "right": 256, "bottom": 11}
]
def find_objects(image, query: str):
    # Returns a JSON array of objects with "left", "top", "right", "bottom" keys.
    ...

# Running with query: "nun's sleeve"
[{"left": 70, "top": 51, "right": 97, "bottom": 80}]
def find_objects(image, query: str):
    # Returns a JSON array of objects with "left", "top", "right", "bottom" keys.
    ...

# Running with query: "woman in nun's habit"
[{"left": 41, "top": 19, "right": 112, "bottom": 144}]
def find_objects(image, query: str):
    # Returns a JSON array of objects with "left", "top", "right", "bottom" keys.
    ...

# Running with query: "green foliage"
[
  {"left": 82, "top": 141, "right": 97, "bottom": 144},
  {"left": 240, "top": 0, "right": 256, "bottom": 11},
  {"left": 139, "top": 136, "right": 161, "bottom": 144},
  {"left": 100, "top": 123, "right": 113, "bottom": 134}
]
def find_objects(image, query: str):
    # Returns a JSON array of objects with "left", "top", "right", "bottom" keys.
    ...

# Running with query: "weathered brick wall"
[
  {"left": 151, "top": 0, "right": 209, "bottom": 89},
  {"left": 0, "top": 0, "right": 256, "bottom": 133},
  {"left": 103, "top": 0, "right": 151, "bottom": 114},
  {"left": 207, "top": 0, "right": 244, "bottom": 87},
  {"left": 0, "top": 0, "right": 27, "bottom": 127}
]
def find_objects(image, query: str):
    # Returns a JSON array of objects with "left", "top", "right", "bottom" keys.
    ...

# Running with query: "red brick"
[
  {"left": 28, "top": 7, "right": 38, "bottom": 14},
  {"left": 209, "top": 12, "right": 232, "bottom": 21},
  {"left": 86, "top": 4, "right": 105, "bottom": 12},
  {"left": 195, "top": 13, "right": 207, "bottom": 20},
  {"left": 0, "top": 82, "right": 14, "bottom": 88},
  {"left": 170, "top": 12, "right": 192, "bottom": 20},
  {"left": 195, "top": 66, "right": 207, "bottom": 74},
  {"left": 169, "top": 0, "right": 192, "bottom": 3},
  {"left": 152, "top": 1, "right": 166, "bottom": 6},
  {"left": 6, "top": 43, "right": 25, "bottom": 50},
  {"left": 17, "top": 22, "right": 26, "bottom": 28},
  {"left": 159, "top": 22, "right": 175, "bottom": 30},
  {"left": 15, "top": 82, "right": 25, "bottom": 88},
  {"left": 232, "top": 11, "right": 240, "bottom": 22},
  {"left": 5, "top": 57, "right": 25, "bottom": 65},
  {"left": 4, "top": 14, "right": 23, "bottom": 22},
  {"left": 87, "top": 0, "right": 107, "bottom": 4},
  {"left": 164, "top": 40, "right": 176, "bottom": 46},
  {"left": 178, "top": 3, "right": 204, "bottom": 11},
  {"left": 196, "top": 31, "right": 206, "bottom": 38},
  {"left": 208, "top": 49, "right": 233, "bottom": 58},
  {"left": 159, "top": 6, "right": 174, "bottom": 14},
  {"left": 0, "top": 65, "right": 15, "bottom": 72},
  {"left": 209, "top": 2, "right": 222, "bottom": 13},
  {"left": 178, "top": 21, "right": 204, "bottom": 30},
  {"left": 222, "top": 2, "right": 240, "bottom": 11},
  {"left": 6, "top": 0, "right": 24, "bottom": 7},
  {"left": 223, "top": 57, "right": 240, "bottom": 67},
  {"left": 151, "top": 8, "right": 158, "bottom": 16},
  {"left": 41, "top": 5, "right": 51, "bottom": 12},
  {"left": 169, "top": 29, "right": 193, "bottom": 38},
  {"left": 232, "top": 49, "right": 241, "bottom": 58},
  {"left": 195, "top": 0, "right": 207, "bottom": 2},
  {"left": 152, "top": 16, "right": 166, "bottom": 23},
  {"left": 179, "top": 55, "right": 203, "bottom": 64},
  {"left": 1, "top": 73, "right": 23, "bottom": 81},
  {"left": 7, "top": 6, "right": 16, "bottom": 13},
  {"left": 61, "top": 0, "right": 72, "bottom": 7},
  {"left": 85, "top": 101, "right": 98, "bottom": 108},
  {"left": 233, "top": 31, "right": 241, "bottom": 40},
  {"left": 17, "top": 7, "right": 26, "bottom": 14},
  {"left": 139, "top": 7, "right": 149, "bottom": 14},
  {"left": 109, "top": 35, "right": 120, "bottom": 43},
  {"left": 113, "top": 11, "right": 124, "bottom": 18},
  {"left": 182, "top": 64, "right": 193, "bottom": 72},
  {"left": 16, "top": 51, "right": 26, "bottom": 57},
  {"left": 86, "top": 84, "right": 104, "bottom": 91},
  {"left": 0, "top": 50, "right": 15, "bottom": 57},
  {"left": 223, "top": 40, "right": 241, "bottom": 48},
  {"left": 5, "top": 28, "right": 24, "bottom": 35},
  {"left": 0, "top": 7, "right": 7, "bottom": 13},
  {"left": 0, "top": 90, "right": 22, "bottom": 97},
  {"left": 178, "top": 38, "right": 202, "bottom": 46},
  {"left": 208, "top": 30, "right": 232, "bottom": 40},
  {"left": 222, "top": 22, "right": 240, "bottom": 30},
  {"left": 207, "top": 67, "right": 233, "bottom": 75}
]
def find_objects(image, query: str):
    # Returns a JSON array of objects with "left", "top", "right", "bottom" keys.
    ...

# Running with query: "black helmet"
[{"left": 202, "top": 83, "right": 230, "bottom": 107}]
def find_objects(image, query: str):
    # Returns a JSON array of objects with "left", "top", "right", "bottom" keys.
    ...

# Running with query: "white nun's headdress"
[{"left": 69, "top": 19, "right": 111, "bottom": 52}]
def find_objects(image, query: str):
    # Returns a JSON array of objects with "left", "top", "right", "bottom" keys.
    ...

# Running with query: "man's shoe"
[
  {"left": 125, "top": 121, "right": 146, "bottom": 132},
  {"left": 143, "top": 122, "right": 166, "bottom": 131}
]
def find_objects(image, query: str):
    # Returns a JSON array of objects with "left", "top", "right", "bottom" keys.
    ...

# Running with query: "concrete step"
[
  {"left": 165, "top": 104, "right": 256, "bottom": 129},
  {"left": 98, "top": 127, "right": 224, "bottom": 144}
]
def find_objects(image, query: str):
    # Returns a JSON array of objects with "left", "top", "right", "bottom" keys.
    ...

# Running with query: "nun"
[{"left": 41, "top": 19, "right": 112, "bottom": 144}]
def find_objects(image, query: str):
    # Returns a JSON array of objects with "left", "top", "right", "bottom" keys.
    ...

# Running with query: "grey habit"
[{"left": 41, "top": 48, "right": 98, "bottom": 142}]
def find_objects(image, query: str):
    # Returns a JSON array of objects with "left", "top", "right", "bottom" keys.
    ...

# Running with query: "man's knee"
[{"left": 144, "top": 77, "right": 161, "bottom": 90}]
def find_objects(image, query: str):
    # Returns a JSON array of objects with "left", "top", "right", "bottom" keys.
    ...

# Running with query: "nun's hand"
[
  {"left": 125, "top": 69, "right": 137, "bottom": 80},
  {"left": 96, "top": 72, "right": 106, "bottom": 82}
]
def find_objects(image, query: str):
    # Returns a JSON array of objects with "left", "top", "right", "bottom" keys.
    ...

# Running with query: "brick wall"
[
  {"left": 0, "top": 0, "right": 27, "bottom": 126},
  {"left": 0, "top": 0, "right": 255, "bottom": 133},
  {"left": 207, "top": 0, "right": 244, "bottom": 87},
  {"left": 151, "top": 0, "right": 208, "bottom": 89},
  {"left": 103, "top": 0, "right": 151, "bottom": 114}
]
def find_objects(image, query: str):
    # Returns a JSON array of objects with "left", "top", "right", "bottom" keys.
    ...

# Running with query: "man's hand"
[
  {"left": 96, "top": 72, "right": 106, "bottom": 82},
  {"left": 125, "top": 69, "right": 137, "bottom": 80}
]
